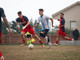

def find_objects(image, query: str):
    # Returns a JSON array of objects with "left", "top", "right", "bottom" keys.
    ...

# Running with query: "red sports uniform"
[
  {"left": 0, "top": 8, "right": 6, "bottom": 44},
  {"left": 0, "top": 51, "right": 3, "bottom": 57},
  {"left": 16, "top": 16, "right": 35, "bottom": 35},
  {"left": 58, "top": 18, "right": 66, "bottom": 37}
]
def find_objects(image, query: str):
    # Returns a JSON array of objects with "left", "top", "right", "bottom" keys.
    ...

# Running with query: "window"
[{"left": 70, "top": 21, "right": 76, "bottom": 29}]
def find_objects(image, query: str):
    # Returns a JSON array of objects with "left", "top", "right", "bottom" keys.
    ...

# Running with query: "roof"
[{"left": 52, "top": 1, "right": 80, "bottom": 17}]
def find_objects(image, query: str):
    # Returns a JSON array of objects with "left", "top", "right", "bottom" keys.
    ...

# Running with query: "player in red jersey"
[
  {"left": 0, "top": 8, "right": 13, "bottom": 44},
  {"left": 54, "top": 13, "right": 73, "bottom": 45},
  {"left": 16, "top": 11, "right": 44, "bottom": 47}
]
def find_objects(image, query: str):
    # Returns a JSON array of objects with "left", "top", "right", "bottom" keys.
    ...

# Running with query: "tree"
[
  {"left": 30, "top": 19, "right": 33, "bottom": 27},
  {"left": 34, "top": 20, "right": 42, "bottom": 34},
  {"left": 2, "top": 21, "right": 9, "bottom": 34}
]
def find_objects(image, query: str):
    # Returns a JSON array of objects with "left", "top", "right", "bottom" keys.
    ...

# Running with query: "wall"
[
  {"left": 1, "top": 34, "right": 80, "bottom": 44},
  {"left": 53, "top": 4, "right": 80, "bottom": 31}
]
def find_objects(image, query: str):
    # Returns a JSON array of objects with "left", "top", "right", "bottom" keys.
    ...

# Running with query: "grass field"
[{"left": 0, "top": 45, "right": 80, "bottom": 60}]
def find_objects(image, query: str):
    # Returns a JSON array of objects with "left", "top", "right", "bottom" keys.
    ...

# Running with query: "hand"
[
  {"left": 33, "top": 25, "right": 36, "bottom": 28},
  {"left": 1, "top": 56, "right": 4, "bottom": 60},
  {"left": 18, "top": 27, "right": 20, "bottom": 30},
  {"left": 9, "top": 29, "right": 13, "bottom": 36},
  {"left": 22, "top": 26, "right": 26, "bottom": 30},
  {"left": 57, "top": 19, "right": 60, "bottom": 21},
  {"left": 57, "top": 26, "right": 60, "bottom": 28},
  {"left": 52, "top": 25, "right": 54, "bottom": 27}
]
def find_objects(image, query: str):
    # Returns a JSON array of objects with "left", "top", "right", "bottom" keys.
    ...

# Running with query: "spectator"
[{"left": 73, "top": 27, "right": 79, "bottom": 40}]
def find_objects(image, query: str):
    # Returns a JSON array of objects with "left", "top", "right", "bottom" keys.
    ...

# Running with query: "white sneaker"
[
  {"left": 72, "top": 39, "right": 74, "bottom": 41},
  {"left": 48, "top": 42, "right": 52, "bottom": 46},
  {"left": 47, "top": 45, "right": 50, "bottom": 49}
]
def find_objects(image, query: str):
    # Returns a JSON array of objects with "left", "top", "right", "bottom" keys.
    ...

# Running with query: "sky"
[{"left": 0, "top": 0, "right": 80, "bottom": 26}]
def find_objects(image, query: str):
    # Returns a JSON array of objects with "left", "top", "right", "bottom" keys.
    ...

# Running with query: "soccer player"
[
  {"left": 34, "top": 9, "right": 54, "bottom": 48},
  {"left": 25, "top": 32, "right": 31, "bottom": 44},
  {"left": 54, "top": 13, "right": 73, "bottom": 45},
  {"left": 0, "top": 8, "right": 13, "bottom": 44},
  {"left": 0, "top": 51, "right": 4, "bottom": 60},
  {"left": 16, "top": 11, "right": 44, "bottom": 47},
  {"left": 25, "top": 32, "right": 35, "bottom": 44}
]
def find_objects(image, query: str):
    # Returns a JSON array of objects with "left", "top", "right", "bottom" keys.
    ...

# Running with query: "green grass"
[{"left": 0, "top": 45, "right": 80, "bottom": 60}]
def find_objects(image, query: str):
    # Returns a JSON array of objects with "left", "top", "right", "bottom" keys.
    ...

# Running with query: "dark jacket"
[{"left": 73, "top": 30, "right": 79, "bottom": 38}]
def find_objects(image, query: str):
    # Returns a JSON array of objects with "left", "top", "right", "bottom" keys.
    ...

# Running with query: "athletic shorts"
[
  {"left": 42, "top": 29, "right": 49, "bottom": 35},
  {"left": 58, "top": 29, "right": 66, "bottom": 37},
  {"left": 27, "top": 35, "right": 31, "bottom": 38},
  {"left": 21, "top": 28, "right": 35, "bottom": 35}
]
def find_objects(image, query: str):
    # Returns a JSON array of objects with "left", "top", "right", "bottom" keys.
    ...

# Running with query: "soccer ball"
[{"left": 28, "top": 44, "right": 34, "bottom": 50}]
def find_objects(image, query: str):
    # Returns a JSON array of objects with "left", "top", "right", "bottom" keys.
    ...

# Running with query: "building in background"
[{"left": 52, "top": 1, "right": 80, "bottom": 32}]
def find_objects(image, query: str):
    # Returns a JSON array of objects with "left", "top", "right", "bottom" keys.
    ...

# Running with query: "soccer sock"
[
  {"left": 48, "top": 37, "right": 50, "bottom": 43},
  {"left": 56, "top": 41, "right": 59, "bottom": 44},
  {"left": 0, "top": 51, "right": 3, "bottom": 57},
  {"left": 69, "top": 38, "right": 72, "bottom": 41},
  {"left": 39, "top": 41, "right": 43, "bottom": 44},
  {"left": 23, "top": 40, "right": 25, "bottom": 43}
]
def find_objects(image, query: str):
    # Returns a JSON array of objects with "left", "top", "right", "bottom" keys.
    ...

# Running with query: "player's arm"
[
  {"left": 3, "top": 17, "right": 13, "bottom": 35},
  {"left": 25, "top": 21, "right": 30, "bottom": 27},
  {"left": 33, "top": 18, "right": 40, "bottom": 28},
  {"left": 22, "top": 21, "right": 30, "bottom": 29},
  {"left": 46, "top": 15, "right": 54, "bottom": 27},
  {"left": 57, "top": 25, "right": 64, "bottom": 28},
  {"left": 33, "top": 23, "right": 39, "bottom": 28},
  {"left": 57, "top": 19, "right": 65, "bottom": 28},
  {"left": 3, "top": 17, "right": 10, "bottom": 30},
  {"left": 1, "top": 8, "right": 13, "bottom": 35},
  {"left": 50, "top": 18, "right": 54, "bottom": 27},
  {"left": 57, "top": 19, "right": 60, "bottom": 21},
  {"left": 16, "top": 22, "right": 20, "bottom": 30},
  {"left": 22, "top": 16, "right": 30, "bottom": 29}
]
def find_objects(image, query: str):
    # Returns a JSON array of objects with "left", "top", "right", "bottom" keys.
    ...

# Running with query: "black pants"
[{"left": 74, "top": 37, "right": 78, "bottom": 40}]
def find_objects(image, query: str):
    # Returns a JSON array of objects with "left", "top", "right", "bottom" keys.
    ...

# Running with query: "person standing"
[{"left": 73, "top": 28, "right": 79, "bottom": 40}]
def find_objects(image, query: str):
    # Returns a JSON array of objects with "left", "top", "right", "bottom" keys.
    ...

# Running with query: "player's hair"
[
  {"left": 17, "top": 11, "right": 22, "bottom": 14},
  {"left": 60, "top": 13, "right": 64, "bottom": 15},
  {"left": 39, "top": 9, "right": 44, "bottom": 11}
]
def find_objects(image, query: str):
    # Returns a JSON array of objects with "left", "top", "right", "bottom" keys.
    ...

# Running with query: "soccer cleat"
[
  {"left": 53, "top": 43, "right": 58, "bottom": 46},
  {"left": 20, "top": 43, "right": 25, "bottom": 47},
  {"left": 48, "top": 42, "right": 52, "bottom": 46},
  {"left": 72, "top": 39, "right": 74, "bottom": 41},
  {"left": 47, "top": 45, "right": 50, "bottom": 49},
  {"left": 42, "top": 44, "right": 45, "bottom": 48},
  {"left": 1, "top": 56, "right": 4, "bottom": 60}
]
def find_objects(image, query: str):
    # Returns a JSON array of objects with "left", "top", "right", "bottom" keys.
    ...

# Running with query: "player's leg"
[
  {"left": 0, "top": 51, "right": 4, "bottom": 60},
  {"left": 55, "top": 34, "right": 60, "bottom": 45},
  {"left": 21, "top": 31, "right": 26, "bottom": 47},
  {"left": 62, "top": 36, "right": 73, "bottom": 41},
  {"left": 28, "top": 28, "right": 45, "bottom": 47},
  {"left": 0, "top": 33, "right": 2, "bottom": 44},
  {"left": 53, "top": 30, "right": 61, "bottom": 45},
  {"left": 26, "top": 35, "right": 31, "bottom": 44}
]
